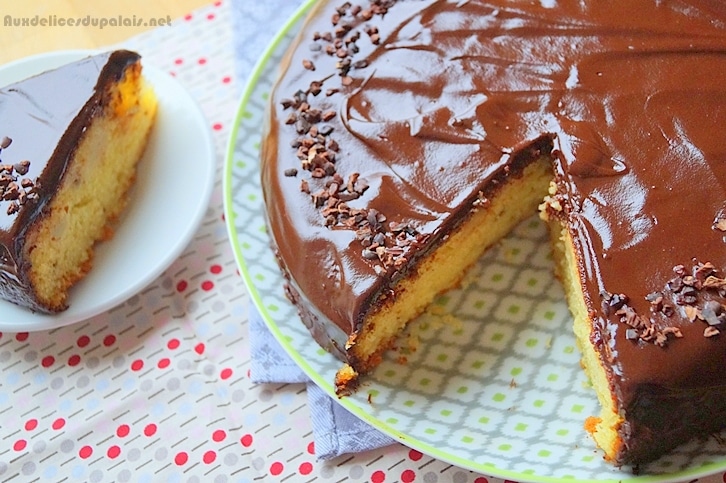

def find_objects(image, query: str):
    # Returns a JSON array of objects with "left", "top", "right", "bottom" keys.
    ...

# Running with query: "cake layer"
[
  {"left": 0, "top": 50, "right": 157, "bottom": 312},
  {"left": 261, "top": 0, "right": 726, "bottom": 467}
]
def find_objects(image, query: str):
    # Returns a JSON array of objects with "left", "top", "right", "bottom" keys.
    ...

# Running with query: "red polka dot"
[
  {"left": 194, "top": 343, "right": 205, "bottom": 355},
  {"left": 401, "top": 469, "right": 416, "bottom": 483},
  {"left": 183, "top": 13, "right": 192, "bottom": 21},
  {"left": 41, "top": 355, "right": 55, "bottom": 368},
  {"left": 222, "top": 76, "right": 232, "bottom": 84},
  {"left": 220, "top": 368, "right": 233, "bottom": 380},
  {"left": 201, "top": 280, "right": 214, "bottom": 291},
  {"left": 408, "top": 449, "right": 423, "bottom": 461},
  {"left": 77, "top": 335, "right": 90, "bottom": 347},
  {"left": 299, "top": 462, "right": 313, "bottom": 475},
  {"left": 175, "top": 451, "right": 189, "bottom": 465},
  {"left": 174, "top": 58, "right": 183, "bottom": 65},
  {"left": 0, "top": 332, "right": 3, "bottom": 338},
  {"left": 116, "top": 424, "right": 130, "bottom": 438},
  {"left": 68, "top": 354, "right": 81, "bottom": 366},
  {"left": 52, "top": 418, "right": 65, "bottom": 430},
  {"left": 13, "top": 439, "right": 26, "bottom": 451},
  {"left": 167, "top": 338, "right": 180, "bottom": 350},
  {"left": 474, "top": 478, "right": 489, "bottom": 483},
  {"left": 240, "top": 434, "right": 253, "bottom": 447},
  {"left": 15, "top": 332, "right": 28, "bottom": 342},
  {"left": 214, "top": 0, "right": 222, "bottom": 6},
  {"left": 212, "top": 123, "right": 223, "bottom": 131},
  {"left": 103, "top": 335, "right": 116, "bottom": 347},
  {"left": 306, "top": 441, "right": 315, "bottom": 454},
  {"left": 158, "top": 358, "right": 171, "bottom": 369},
  {"left": 270, "top": 462, "right": 284, "bottom": 476},
  {"left": 176, "top": 280, "right": 188, "bottom": 292},
  {"left": 203, "top": 450, "right": 216, "bottom": 464},
  {"left": 144, "top": 423, "right": 157, "bottom": 437},
  {"left": 371, "top": 470, "right": 386, "bottom": 483},
  {"left": 212, "top": 429, "right": 226, "bottom": 442},
  {"left": 107, "top": 445, "right": 121, "bottom": 459},
  {"left": 198, "top": 58, "right": 207, "bottom": 65},
  {"left": 24, "top": 419, "right": 38, "bottom": 431},
  {"left": 79, "top": 445, "right": 93, "bottom": 459},
  {"left": 131, "top": 359, "right": 144, "bottom": 371},
  {"left": 210, "top": 264, "right": 222, "bottom": 274},
  {"left": 207, "top": 13, "right": 215, "bottom": 20}
]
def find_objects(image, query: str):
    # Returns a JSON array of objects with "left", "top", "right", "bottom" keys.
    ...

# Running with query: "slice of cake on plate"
[{"left": 0, "top": 50, "right": 157, "bottom": 313}]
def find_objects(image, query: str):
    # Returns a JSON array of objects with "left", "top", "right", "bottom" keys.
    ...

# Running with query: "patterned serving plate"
[{"left": 223, "top": 1, "right": 726, "bottom": 481}]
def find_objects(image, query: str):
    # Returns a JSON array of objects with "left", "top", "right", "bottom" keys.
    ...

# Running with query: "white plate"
[
  {"left": 0, "top": 50, "right": 214, "bottom": 331},
  {"left": 224, "top": 2, "right": 726, "bottom": 482}
]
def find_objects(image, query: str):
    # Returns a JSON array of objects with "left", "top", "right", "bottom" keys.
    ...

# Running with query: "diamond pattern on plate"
[{"left": 224, "top": 3, "right": 726, "bottom": 481}]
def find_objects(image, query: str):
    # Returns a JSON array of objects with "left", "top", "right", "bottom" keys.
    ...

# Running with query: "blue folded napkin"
[{"left": 249, "top": 308, "right": 395, "bottom": 459}]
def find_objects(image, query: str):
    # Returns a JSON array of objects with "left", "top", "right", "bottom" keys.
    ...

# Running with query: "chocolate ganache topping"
[
  {"left": 262, "top": 0, "right": 726, "bottom": 465},
  {"left": 0, "top": 50, "right": 140, "bottom": 311}
]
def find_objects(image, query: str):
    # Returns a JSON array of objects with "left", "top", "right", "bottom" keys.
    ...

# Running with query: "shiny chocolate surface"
[
  {"left": 0, "top": 50, "right": 140, "bottom": 312},
  {"left": 261, "top": 0, "right": 726, "bottom": 465}
]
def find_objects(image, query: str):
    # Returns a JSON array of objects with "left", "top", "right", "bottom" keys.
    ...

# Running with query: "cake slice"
[{"left": 0, "top": 50, "right": 157, "bottom": 313}]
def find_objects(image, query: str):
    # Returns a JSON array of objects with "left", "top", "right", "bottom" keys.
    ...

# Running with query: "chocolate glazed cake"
[
  {"left": 260, "top": 0, "right": 726, "bottom": 467},
  {"left": 0, "top": 50, "right": 157, "bottom": 312}
]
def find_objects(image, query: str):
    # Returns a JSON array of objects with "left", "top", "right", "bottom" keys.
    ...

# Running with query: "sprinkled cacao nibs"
[
  {"left": 326, "top": 88, "right": 340, "bottom": 96},
  {"left": 703, "top": 275, "right": 726, "bottom": 289},
  {"left": 14, "top": 160, "right": 30, "bottom": 175},
  {"left": 0, "top": 136, "right": 11, "bottom": 149},
  {"left": 322, "top": 110, "right": 337, "bottom": 122},
  {"left": 318, "top": 124, "right": 335, "bottom": 136},
  {"left": 341, "top": 76, "right": 353, "bottom": 86},
  {"left": 704, "top": 326, "right": 721, "bottom": 338},
  {"left": 300, "top": 179, "right": 310, "bottom": 193},
  {"left": 284, "top": 168, "right": 298, "bottom": 177},
  {"left": 701, "top": 300, "right": 726, "bottom": 326},
  {"left": 684, "top": 305, "right": 700, "bottom": 322},
  {"left": 667, "top": 276, "right": 684, "bottom": 292},
  {"left": 281, "top": 98, "right": 294, "bottom": 110},
  {"left": 309, "top": 81, "right": 323, "bottom": 96},
  {"left": 6, "top": 201, "right": 19, "bottom": 215},
  {"left": 302, "top": 59, "right": 316, "bottom": 71},
  {"left": 625, "top": 328, "right": 639, "bottom": 340},
  {"left": 295, "top": 119, "right": 311, "bottom": 134}
]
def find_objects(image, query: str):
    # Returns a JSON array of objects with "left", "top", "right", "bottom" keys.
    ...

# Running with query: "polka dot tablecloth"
[{"left": 0, "top": 2, "right": 723, "bottom": 483}]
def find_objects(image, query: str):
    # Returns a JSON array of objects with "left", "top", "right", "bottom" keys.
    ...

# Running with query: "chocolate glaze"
[
  {"left": 261, "top": 0, "right": 726, "bottom": 466},
  {"left": 0, "top": 50, "right": 140, "bottom": 312}
]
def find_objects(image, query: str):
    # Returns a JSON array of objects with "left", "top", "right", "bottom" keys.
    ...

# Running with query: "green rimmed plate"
[{"left": 223, "top": 1, "right": 726, "bottom": 481}]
